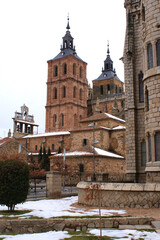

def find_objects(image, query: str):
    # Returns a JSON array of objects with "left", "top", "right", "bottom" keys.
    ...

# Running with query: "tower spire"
[
  {"left": 66, "top": 14, "right": 70, "bottom": 31},
  {"left": 107, "top": 40, "right": 110, "bottom": 56}
]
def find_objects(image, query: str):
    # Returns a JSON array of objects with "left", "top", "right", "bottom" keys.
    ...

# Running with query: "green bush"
[{"left": 0, "top": 159, "right": 29, "bottom": 211}]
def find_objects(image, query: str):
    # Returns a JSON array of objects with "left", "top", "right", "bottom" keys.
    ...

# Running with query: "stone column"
[{"left": 46, "top": 171, "right": 62, "bottom": 198}]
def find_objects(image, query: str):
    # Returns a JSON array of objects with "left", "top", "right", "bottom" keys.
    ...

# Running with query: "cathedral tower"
[
  {"left": 45, "top": 18, "right": 88, "bottom": 132},
  {"left": 123, "top": 0, "right": 160, "bottom": 182}
]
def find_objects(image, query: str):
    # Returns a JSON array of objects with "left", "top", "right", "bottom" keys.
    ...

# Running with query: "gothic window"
[
  {"left": 73, "top": 86, "right": 76, "bottom": 98},
  {"left": 63, "top": 63, "right": 67, "bottom": 75},
  {"left": 139, "top": 71, "right": 144, "bottom": 102},
  {"left": 53, "top": 114, "right": 57, "bottom": 127},
  {"left": 141, "top": 140, "right": 146, "bottom": 166},
  {"left": 145, "top": 86, "right": 149, "bottom": 111},
  {"left": 147, "top": 43, "right": 153, "bottom": 69},
  {"left": 155, "top": 132, "right": 160, "bottom": 161},
  {"left": 53, "top": 87, "right": 57, "bottom": 99},
  {"left": 148, "top": 134, "right": 152, "bottom": 162},
  {"left": 79, "top": 66, "right": 83, "bottom": 78},
  {"left": 100, "top": 85, "right": 103, "bottom": 95},
  {"left": 62, "top": 86, "right": 66, "bottom": 98},
  {"left": 142, "top": 4, "right": 145, "bottom": 21},
  {"left": 54, "top": 65, "right": 58, "bottom": 77},
  {"left": 79, "top": 88, "right": 82, "bottom": 100},
  {"left": 61, "top": 114, "right": 64, "bottom": 127},
  {"left": 79, "top": 163, "right": 84, "bottom": 173},
  {"left": 73, "top": 63, "right": 76, "bottom": 75},
  {"left": 156, "top": 40, "right": 160, "bottom": 66}
]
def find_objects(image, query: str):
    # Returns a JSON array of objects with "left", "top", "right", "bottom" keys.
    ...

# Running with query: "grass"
[{"left": 0, "top": 210, "right": 31, "bottom": 215}]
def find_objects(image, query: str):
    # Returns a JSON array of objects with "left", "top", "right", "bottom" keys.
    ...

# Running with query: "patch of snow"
[
  {"left": 23, "top": 131, "right": 70, "bottom": 138},
  {"left": 105, "top": 113, "right": 126, "bottom": 123},
  {"left": 112, "top": 125, "right": 126, "bottom": 130},
  {"left": 55, "top": 151, "right": 92, "bottom": 157},
  {"left": 95, "top": 147, "right": 124, "bottom": 159}
]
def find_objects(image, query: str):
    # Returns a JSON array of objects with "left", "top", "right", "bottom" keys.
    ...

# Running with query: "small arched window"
[
  {"left": 145, "top": 86, "right": 149, "bottom": 111},
  {"left": 63, "top": 63, "right": 67, "bottom": 75},
  {"left": 62, "top": 86, "right": 66, "bottom": 98},
  {"left": 148, "top": 133, "right": 152, "bottom": 162},
  {"left": 73, "top": 86, "right": 76, "bottom": 98},
  {"left": 54, "top": 65, "right": 58, "bottom": 77},
  {"left": 139, "top": 71, "right": 144, "bottom": 103},
  {"left": 79, "top": 88, "right": 82, "bottom": 100},
  {"left": 147, "top": 43, "right": 153, "bottom": 69},
  {"left": 156, "top": 40, "right": 160, "bottom": 66},
  {"left": 61, "top": 114, "right": 64, "bottom": 126},
  {"left": 73, "top": 63, "right": 76, "bottom": 75},
  {"left": 53, "top": 114, "right": 57, "bottom": 127},
  {"left": 141, "top": 140, "right": 146, "bottom": 166},
  {"left": 79, "top": 66, "right": 83, "bottom": 78},
  {"left": 53, "top": 87, "right": 57, "bottom": 99}
]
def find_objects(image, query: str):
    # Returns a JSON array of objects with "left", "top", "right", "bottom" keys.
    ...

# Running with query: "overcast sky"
[{"left": 0, "top": 0, "right": 126, "bottom": 138}]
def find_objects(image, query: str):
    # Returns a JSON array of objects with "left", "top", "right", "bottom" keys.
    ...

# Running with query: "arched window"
[
  {"left": 61, "top": 114, "right": 64, "bottom": 127},
  {"left": 155, "top": 132, "right": 160, "bottom": 161},
  {"left": 79, "top": 66, "right": 83, "bottom": 78},
  {"left": 64, "top": 41, "right": 67, "bottom": 48},
  {"left": 141, "top": 140, "right": 146, "bottom": 166},
  {"left": 73, "top": 63, "right": 76, "bottom": 75},
  {"left": 79, "top": 88, "right": 82, "bottom": 100},
  {"left": 54, "top": 65, "right": 58, "bottom": 77},
  {"left": 62, "top": 86, "right": 66, "bottom": 98},
  {"left": 53, "top": 87, "right": 57, "bottom": 99},
  {"left": 147, "top": 43, "right": 153, "bottom": 69},
  {"left": 53, "top": 114, "right": 57, "bottom": 127},
  {"left": 145, "top": 86, "right": 149, "bottom": 111},
  {"left": 156, "top": 40, "right": 160, "bottom": 66},
  {"left": 100, "top": 85, "right": 103, "bottom": 95},
  {"left": 139, "top": 71, "right": 144, "bottom": 102},
  {"left": 142, "top": 4, "right": 145, "bottom": 21},
  {"left": 63, "top": 63, "right": 67, "bottom": 75},
  {"left": 148, "top": 133, "right": 152, "bottom": 162},
  {"left": 73, "top": 86, "right": 76, "bottom": 98}
]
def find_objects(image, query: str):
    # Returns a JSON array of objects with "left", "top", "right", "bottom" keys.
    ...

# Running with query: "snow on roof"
[
  {"left": 94, "top": 147, "right": 124, "bottom": 159},
  {"left": 105, "top": 113, "right": 125, "bottom": 123},
  {"left": 23, "top": 131, "right": 70, "bottom": 138},
  {"left": 112, "top": 126, "right": 126, "bottom": 130},
  {"left": 28, "top": 152, "right": 56, "bottom": 156},
  {"left": 14, "top": 119, "right": 39, "bottom": 126},
  {"left": 55, "top": 151, "right": 93, "bottom": 157}
]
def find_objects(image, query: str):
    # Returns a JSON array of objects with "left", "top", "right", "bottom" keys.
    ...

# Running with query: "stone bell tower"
[
  {"left": 45, "top": 17, "right": 88, "bottom": 132},
  {"left": 123, "top": 0, "right": 160, "bottom": 182}
]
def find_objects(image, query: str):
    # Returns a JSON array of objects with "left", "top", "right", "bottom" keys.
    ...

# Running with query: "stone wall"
[
  {"left": 0, "top": 217, "right": 153, "bottom": 234},
  {"left": 77, "top": 182, "right": 160, "bottom": 208}
]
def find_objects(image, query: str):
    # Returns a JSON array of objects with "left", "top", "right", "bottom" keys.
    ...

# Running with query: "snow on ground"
[
  {"left": 0, "top": 196, "right": 126, "bottom": 218},
  {"left": 1, "top": 229, "right": 160, "bottom": 240}
]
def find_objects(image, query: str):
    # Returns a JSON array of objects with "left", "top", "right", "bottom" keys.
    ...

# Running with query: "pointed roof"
[
  {"left": 93, "top": 42, "right": 122, "bottom": 82},
  {"left": 49, "top": 17, "right": 86, "bottom": 63}
]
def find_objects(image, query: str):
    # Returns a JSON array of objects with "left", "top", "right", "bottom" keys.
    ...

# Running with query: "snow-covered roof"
[
  {"left": 54, "top": 151, "right": 93, "bottom": 157},
  {"left": 14, "top": 119, "right": 39, "bottom": 126},
  {"left": 23, "top": 131, "right": 70, "bottom": 138},
  {"left": 104, "top": 113, "right": 125, "bottom": 123},
  {"left": 112, "top": 126, "right": 126, "bottom": 130},
  {"left": 94, "top": 147, "right": 124, "bottom": 159}
]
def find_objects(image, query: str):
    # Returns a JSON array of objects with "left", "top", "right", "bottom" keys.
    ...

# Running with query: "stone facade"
[
  {"left": 78, "top": 182, "right": 160, "bottom": 208},
  {"left": 45, "top": 18, "right": 88, "bottom": 132},
  {"left": 123, "top": 0, "right": 160, "bottom": 182}
]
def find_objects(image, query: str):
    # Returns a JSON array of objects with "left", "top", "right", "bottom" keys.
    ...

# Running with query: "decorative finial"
[
  {"left": 107, "top": 40, "right": 110, "bottom": 56},
  {"left": 66, "top": 14, "right": 70, "bottom": 31}
]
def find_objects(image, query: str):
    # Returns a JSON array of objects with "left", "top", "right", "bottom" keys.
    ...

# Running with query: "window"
[
  {"left": 142, "top": 4, "right": 145, "bottom": 21},
  {"left": 79, "top": 66, "right": 83, "bottom": 78},
  {"left": 155, "top": 132, "right": 160, "bottom": 161},
  {"left": 148, "top": 134, "right": 152, "bottom": 162},
  {"left": 74, "top": 114, "right": 77, "bottom": 127},
  {"left": 83, "top": 139, "right": 87, "bottom": 146},
  {"left": 53, "top": 114, "right": 57, "bottom": 127},
  {"left": 145, "top": 86, "right": 149, "bottom": 111},
  {"left": 54, "top": 65, "right": 58, "bottom": 77},
  {"left": 35, "top": 145, "right": 38, "bottom": 151},
  {"left": 79, "top": 89, "right": 82, "bottom": 100},
  {"left": 141, "top": 140, "right": 146, "bottom": 166},
  {"left": 147, "top": 43, "right": 153, "bottom": 69},
  {"left": 100, "top": 85, "right": 103, "bottom": 95},
  {"left": 62, "top": 86, "right": 66, "bottom": 98},
  {"left": 107, "top": 84, "right": 110, "bottom": 94},
  {"left": 73, "top": 86, "right": 76, "bottom": 98},
  {"left": 73, "top": 63, "right": 76, "bottom": 75},
  {"left": 139, "top": 71, "right": 144, "bottom": 102},
  {"left": 79, "top": 163, "right": 84, "bottom": 173},
  {"left": 52, "top": 144, "right": 54, "bottom": 151},
  {"left": 53, "top": 87, "right": 57, "bottom": 99},
  {"left": 63, "top": 63, "right": 67, "bottom": 75},
  {"left": 61, "top": 114, "right": 64, "bottom": 126},
  {"left": 156, "top": 40, "right": 160, "bottom": 66}
]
